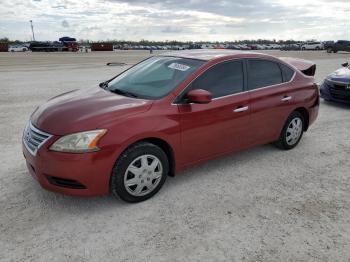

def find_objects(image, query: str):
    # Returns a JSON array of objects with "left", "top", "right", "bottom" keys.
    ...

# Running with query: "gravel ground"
[{"left": 0, "top": 50, "right": 350, "bottom": 262}]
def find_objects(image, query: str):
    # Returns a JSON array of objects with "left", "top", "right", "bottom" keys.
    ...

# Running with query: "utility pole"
[{"left": 29, "top": 20, "right": 35, "bottom": 41}]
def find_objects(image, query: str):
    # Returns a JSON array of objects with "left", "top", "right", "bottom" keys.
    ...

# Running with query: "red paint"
[
  {"left": 23, "top": 50, "right": 319, "bottom": 196},
  {"left": 0, "top": 42, "right": 8, "bottom": 52},
  {"left": 186, "top": 89, "right": 212, "bottom": 104},
  {"left": 90, "top": 43, "right": 113, "bottom": 51}
]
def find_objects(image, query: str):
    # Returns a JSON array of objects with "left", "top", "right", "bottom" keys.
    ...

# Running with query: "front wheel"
[
  {"left": 274, "top": 111, "right": 304, "bottom": 150},
  {"left": 110, "top": 142, "right": 169, "bottom": 202}
]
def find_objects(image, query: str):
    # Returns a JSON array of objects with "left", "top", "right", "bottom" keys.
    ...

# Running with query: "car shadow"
[{"left": 165, "top": 144, "right": 278, "bottom": 189}]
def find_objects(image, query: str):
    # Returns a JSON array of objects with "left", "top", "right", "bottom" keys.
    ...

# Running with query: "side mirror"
[
  {"left": 99, "top": 81, "right": 108, "bottom": 88},
  {"left": 186, "top": 89, "right": 212, "bottom": 104},
  {"left": 341, "top": 62, "right": 349, "bottom": 67}
]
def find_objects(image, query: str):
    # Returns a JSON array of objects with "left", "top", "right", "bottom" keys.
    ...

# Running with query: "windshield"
[{"left": 106, "top": 56, "right": 204, "bottom": 99}]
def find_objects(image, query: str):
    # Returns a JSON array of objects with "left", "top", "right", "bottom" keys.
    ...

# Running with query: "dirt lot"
[{"left": 0, "top": 50, "right": 350, "bottom": 262}]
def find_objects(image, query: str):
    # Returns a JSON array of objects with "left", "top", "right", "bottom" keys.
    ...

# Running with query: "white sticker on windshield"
[{"left": 168, "top": 63, "right": 190, "bottom": 71}]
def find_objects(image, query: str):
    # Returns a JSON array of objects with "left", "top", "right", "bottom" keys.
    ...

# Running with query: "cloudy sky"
[{"left": 0, "top": 0, "right": 349, "bottom": 41}]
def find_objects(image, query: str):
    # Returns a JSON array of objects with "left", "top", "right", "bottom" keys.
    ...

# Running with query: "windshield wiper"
[{"left": 110, "top": 88, "right": 139, "bottom": 98}]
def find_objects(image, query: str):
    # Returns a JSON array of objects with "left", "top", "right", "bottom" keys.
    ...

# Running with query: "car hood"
[
  {"left": 31, "top": 86, "right": 153, "bottom": 135},
  {"left": 327, "top": 67, "right": 350, "bottom": 83}
]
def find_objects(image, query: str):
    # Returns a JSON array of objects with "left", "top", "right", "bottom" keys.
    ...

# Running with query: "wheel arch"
[{"left": 118, "top": 137, "right": 176, "bottom": 177}]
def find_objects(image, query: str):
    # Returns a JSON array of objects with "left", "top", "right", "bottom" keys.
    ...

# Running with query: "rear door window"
[{"left": 247, "top": 59, "right": 283, "bottom": 90}]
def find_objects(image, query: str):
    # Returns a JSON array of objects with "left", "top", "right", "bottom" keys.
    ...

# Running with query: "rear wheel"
[
  {"left": 275, "top": 111, "right": 304, "bottom": 150},
  {"left": 327, "top": 47, "right": 333, "bottom": 53},
  {"left": 110, "top": 142, "right": 169, "bottom": 202}
]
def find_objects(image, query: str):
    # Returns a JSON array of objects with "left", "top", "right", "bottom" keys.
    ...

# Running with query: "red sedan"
[{"left": 23, "top": 50, "right": 319, "bottom": 202}]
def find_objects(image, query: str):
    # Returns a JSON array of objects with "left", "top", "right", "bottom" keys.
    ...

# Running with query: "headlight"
[{"left": 50, "top": 129, "right": 107, "bottom": 153}]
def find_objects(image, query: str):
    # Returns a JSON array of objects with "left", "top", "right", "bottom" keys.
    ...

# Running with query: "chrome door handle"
[
  {"left": 233, "top": 106, "right": 249, "bottom": 113},
  {"left": 281, "top": 96, "right": 292, "bottom": 102}
]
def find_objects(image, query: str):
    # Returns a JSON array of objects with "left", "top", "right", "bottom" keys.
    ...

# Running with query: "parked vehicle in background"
[
  {"left": 270, "top": 44, "right": 281, "bottom": 49},
  {"left": 58, "top": 37, "right": 79, "bottom": 51},
  {"left": 320, "top": 62, "right": 350, "bottom": 104},
  {"left": 8, "top": 45, "right": 29, "bottom": 52},
  {"left": 281, "top": 44, "right": 301, "bottom": 51},
  {"left": 91, "top": 43, "right": 113, "bottom": 51},
  {"left": 325, "top": 40, "right": 350, "bottom": 53},
  {"left": 29, "top": 37, "right": 79, "bottom": 52},
  {"left": 23, "top": 50, "right": 319, "bottom": 202},
  {"left": 226, "top": 44, "right": 240, "bottom": 50},
  {"left": 29, "top": 41, "right": 63, "bottom": 52},
  {"left": 238, "top": 44, "right": 251, "bottom": 50},
  {"left": 189, "top": 44, "right": 202, "bottom": 49},
  {"left": 213, "top": 43, "right": 225, "bottom": 49},
  {"left": 248, "top": 44, "right": 258, "bottom": 50},
  {"left": 201, "top": 44, "right": 214, "bottom": 49},
  {"left": 0, "top": 42, "right": 9, "bottom": 52},
  {"left": 301, "top": 42, "right": 324, "bottom": 50}
]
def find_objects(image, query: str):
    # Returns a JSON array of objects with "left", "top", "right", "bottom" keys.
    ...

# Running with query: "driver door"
[{"left": 176, "top": 60, "right": 252, "bottom": 166}]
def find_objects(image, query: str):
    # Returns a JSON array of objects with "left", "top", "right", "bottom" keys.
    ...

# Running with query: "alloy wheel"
[{"left": 286, "top": 117, "right": 303, "bottom": 146}]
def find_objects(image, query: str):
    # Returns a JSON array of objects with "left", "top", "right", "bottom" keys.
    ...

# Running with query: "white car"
[
  {"left": 8, "top": 45, "right": 28, "bottom": 52},
  {"left": 301, "top": 42, "right": 324, "bottom": 50},
  {"left": 269, "top": 44, "right": 281, "bottom": 49}
]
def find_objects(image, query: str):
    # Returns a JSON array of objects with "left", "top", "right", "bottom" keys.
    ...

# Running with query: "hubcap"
[
  {"left": 286, "top": 117, "right": 303, "bottom": 146},
  {"left": 124, "top": 154, "right": 163, "bottom": 197}
]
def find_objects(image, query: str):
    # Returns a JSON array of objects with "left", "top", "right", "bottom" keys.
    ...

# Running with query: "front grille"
[
  {"left": 23, "top": 122, "right": 52, "bottom": 155},
  {"left": 327, "top": 80, "right": 350, "bottom": 101}
]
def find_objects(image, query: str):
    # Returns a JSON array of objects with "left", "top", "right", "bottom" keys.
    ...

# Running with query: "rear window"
[
  {"left": 280, "top": 64, "right": 295, "bottom": 82},
  {"left": 247, "top": 60, "right": 282, "bottom": 90}
]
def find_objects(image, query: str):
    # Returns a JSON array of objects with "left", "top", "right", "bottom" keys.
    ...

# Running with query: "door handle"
[
  {"left": 281, "top": 96, "right": 292, "bottom": 102},
  {"left": 233, "top": 106, "right": 249, "bottom": 113}
]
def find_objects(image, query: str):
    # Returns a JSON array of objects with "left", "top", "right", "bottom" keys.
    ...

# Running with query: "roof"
[{"left": 160, "top": 49, "right": 264, "bottom": 61}]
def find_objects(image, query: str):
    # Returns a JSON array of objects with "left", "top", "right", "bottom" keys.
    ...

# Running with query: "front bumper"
[
  {"left": 320, "top": 81, "right": 350, "bottom": 104},
  {"left": 22, "top": 137, "right": 117, "bottom": 197}
]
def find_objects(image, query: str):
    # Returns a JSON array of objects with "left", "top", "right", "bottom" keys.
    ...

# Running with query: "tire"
[
  {"left": 327, "top": 47, "right": 333, "bottom": 53},
  {"left": 274, "top": 111, "right": 305, "bottom": 150},
  {"left": 110, "top": 142, "right": 169, "bottom": 202}
]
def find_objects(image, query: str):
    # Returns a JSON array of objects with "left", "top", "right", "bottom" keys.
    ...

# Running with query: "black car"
[{"left": 325, "top": 40, "right": 350, "bottom": 53}]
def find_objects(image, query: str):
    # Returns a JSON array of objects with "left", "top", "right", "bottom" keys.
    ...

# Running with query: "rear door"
[
  {"left": 247, "top": 59, "right": 296, "bottom": 145},
  {"left": 177, "top": 59, "right": 251, "bottom": 165}
]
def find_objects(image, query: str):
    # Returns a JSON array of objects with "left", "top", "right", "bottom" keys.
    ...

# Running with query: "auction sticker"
[{"left": 168, "top": 63, "right": 190, "bottom": 71}]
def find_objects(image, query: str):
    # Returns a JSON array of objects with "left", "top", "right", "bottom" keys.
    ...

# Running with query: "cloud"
[
  {"left": 0, "top": 0, "right": 349, "bottom": 41},
  {"left": 161, "top": 26, "right": 183, "bottom": 34},
  {"left": 61, "top": 20, "right": 69, "bottom": 28}
]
